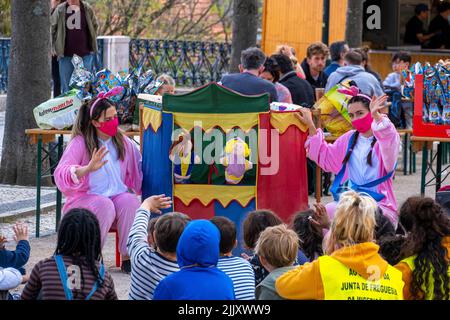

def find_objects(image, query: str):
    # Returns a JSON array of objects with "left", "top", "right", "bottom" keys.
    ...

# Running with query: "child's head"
[
  {"left": 374, "top": 208, "right": 396, "bottom": 241},
  {"left": 392, "top": 52, "right": 411, "bottom": 72},
  {"left": 210, "top": 216, "right": 237, "bottom": 255},
  {"left": 243, "top": 210, "right": 283, "bottom": 250},
  {"left": 176, "top": 220, "right": 221, "bottom": 268},
  {"left": 55, "top": 208, "right": 102, "bottom": 259},
  {"left": 292, "top": 209, "right": 323, "bottom": 260},
  {"left": 55, "top": 209, "right": 103, "bottom": 283},
  {"left": 325, "top": 191, "right": 377, "bottom": 254},
  {"left": 398, "top": 196, "right": 450, "bottom": 300},
  {"left": 255, "top": 224, "right": 299, "bottom": 272},
  {"left": 156, "top": 74, "right": 176, "bottom": 95},
  {"left": 378, "top": 234, "right": 407, "bottom": 265},
  {"left": 154, "top": 212, "right": 191, "bottom": 255}
]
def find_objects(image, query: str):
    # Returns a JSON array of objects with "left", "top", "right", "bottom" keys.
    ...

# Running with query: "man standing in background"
[{"left": 52, "top": 0, "right": 99, "bottom": 93}]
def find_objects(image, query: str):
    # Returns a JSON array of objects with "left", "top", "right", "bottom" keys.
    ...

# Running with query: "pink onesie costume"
[
  {"left": 54, "top": 135, "right": 143, "bottom": 255},
  {"left": 306, "top": 115, "right": 400, "bottom": 227}
]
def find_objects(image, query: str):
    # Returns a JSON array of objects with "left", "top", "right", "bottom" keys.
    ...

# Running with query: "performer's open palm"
[
  {"left": 88, "top": 146, "right": 109, "bottom": 172},
  {"left": 370, "top": 95, "right": 388, "bottom": 121}
]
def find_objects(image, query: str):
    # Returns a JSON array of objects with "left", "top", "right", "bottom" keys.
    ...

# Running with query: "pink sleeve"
[
  {"left": 124, "top": 138, "right": 143, "bottom": 195},
  {"left": 372, "top": 116, "right": 400, "bottom": 173},
  {"left": 306, "top": 129, "right": 354, "bottom": 174},
  {"left": 54, "top": 136, "right": 90, "bottom": 195}
]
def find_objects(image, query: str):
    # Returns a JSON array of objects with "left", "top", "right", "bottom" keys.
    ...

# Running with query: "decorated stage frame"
[{"left": 139, "top": 83, "right": 310, "bottom": 251}]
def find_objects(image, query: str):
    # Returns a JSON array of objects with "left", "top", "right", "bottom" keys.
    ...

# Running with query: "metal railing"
[
  {"left": 129, "top": 39, "right": 232, "bottom": 87},
  {"left": 0, "top": 38, "right": 232, "bottom": 93},
  {"left": 0, "top": 38, "right": 104, "bottom": 94},
  {"left": 0, "top": 38, "right": 10, "bottom": 94}
]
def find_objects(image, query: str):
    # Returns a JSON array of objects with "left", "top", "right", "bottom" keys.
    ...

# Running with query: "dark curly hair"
[
  {"left": 291, "top": 210, "right": 323, "bottom": 260},
  {"left": 398, "top": 197, "right": 450, "bottom": 300}
]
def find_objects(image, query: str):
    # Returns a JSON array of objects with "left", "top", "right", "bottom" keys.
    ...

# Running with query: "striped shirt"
[
  {"left": 20, "top": 256, "right": 117, "bottom": 300},
  {"left": 217, "top": 256, "right": 255, "bottom": 300},
  {"left": 127, "top": 208, "right": 180, "bottom": 300}
]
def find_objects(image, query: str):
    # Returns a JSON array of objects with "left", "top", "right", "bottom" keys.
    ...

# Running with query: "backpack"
[{"left": 386, "top": 90, "right": 406, "bottom": 129}]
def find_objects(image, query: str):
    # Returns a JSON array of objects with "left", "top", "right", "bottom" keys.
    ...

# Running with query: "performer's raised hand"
[
  {"left": 369, "top": 95, "right": 388, "bottom": 122},
  {"left": 142, "top": 194, "right": 172, "bottom": 214},
  {"left": 87, "top": 146, "right": 109, "bottom": 172}
]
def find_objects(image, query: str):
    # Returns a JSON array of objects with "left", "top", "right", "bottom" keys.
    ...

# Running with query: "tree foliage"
[
  {"left": 87, "top": 0, "right": 233, "bottom": 41},
  {"left": 0, "top": 0, "right": 11, "bottom": 37}
]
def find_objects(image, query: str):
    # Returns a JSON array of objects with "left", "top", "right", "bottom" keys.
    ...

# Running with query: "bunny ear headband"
[
  {"left": 337, "top": 85, "right": 371, "bottom": 102},
  {"left": 90, "top": 86, "right": 124, "bottom": 118}
]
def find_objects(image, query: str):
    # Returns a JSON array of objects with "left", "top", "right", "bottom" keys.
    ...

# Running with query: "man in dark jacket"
[
  {"left": 272, "top": 54, "right": 314, "bottom": 108},
  {"left": 220, "top": 47, "right": 278, "bottom": 102},
  {"left": 301, "top": 42, "right": 329, "bottom": 99}
]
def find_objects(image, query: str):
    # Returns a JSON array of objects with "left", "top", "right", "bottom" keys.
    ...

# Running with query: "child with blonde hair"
[
  {"left": 276, "top": 191, "right": 404, "bottom": 300},
  {"left": 255, "top": 224, "right": 299, "bottom": 300}
]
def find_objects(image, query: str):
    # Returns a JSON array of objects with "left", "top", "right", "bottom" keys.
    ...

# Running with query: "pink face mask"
[
  {"left": 351, "top": 112, "right": 373, "bottom": 133},
  {"left": 98, "top": 117, "right": 119, "bottom": 137}
]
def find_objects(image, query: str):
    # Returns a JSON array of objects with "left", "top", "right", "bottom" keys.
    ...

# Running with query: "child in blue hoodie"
[
  {"left": 0, "top": 223, "right": 30, "bottom": 275},
  {"left": 153, "top": 220, "right": 235, "bottom": 300}
]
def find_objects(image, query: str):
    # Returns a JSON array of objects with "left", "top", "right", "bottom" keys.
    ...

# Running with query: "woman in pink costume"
[
  {"left": 296, "top": 86, "right": 400, "bottom": 228},
  {"left": 55, "top": 88, "right": 142, "bottom": 273}
]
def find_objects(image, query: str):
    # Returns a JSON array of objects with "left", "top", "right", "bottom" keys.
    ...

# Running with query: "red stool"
[{"left": 109, "top": 229, "right": 121, "bottom": 268}]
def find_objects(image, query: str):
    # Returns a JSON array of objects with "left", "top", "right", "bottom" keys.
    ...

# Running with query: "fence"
[
  {"left": 129, "top": 39, "right": 231, "bottom": 87},
  {"left": 0, "top": 39, "right": 104, "bottom": 94},
  {"left": 0, "top": 37, "right": 232, "bottom": 93}
]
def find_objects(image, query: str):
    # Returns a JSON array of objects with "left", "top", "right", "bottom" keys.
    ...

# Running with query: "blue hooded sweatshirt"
[{"left": 153, "top": 220, "right": 235, "bottom": 300}]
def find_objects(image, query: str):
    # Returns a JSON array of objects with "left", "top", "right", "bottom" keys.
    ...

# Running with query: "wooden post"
[{"left": 312, "top": 108, "right": 322, "bottom": 203}]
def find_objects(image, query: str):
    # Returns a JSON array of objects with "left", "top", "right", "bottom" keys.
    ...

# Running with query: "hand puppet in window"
[
  {"left": 220, "top": 137, "right": 253, "bottom": 185},
  {"left": 169, "top": 129, "right": 201, "bottom": 184}
]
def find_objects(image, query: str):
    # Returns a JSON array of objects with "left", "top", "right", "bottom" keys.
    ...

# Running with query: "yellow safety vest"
[
  {"left": 401, "top": 255, "right": 450, "bottom": 300},
  {"left": 319, "top": 255, "right": 404, "bottom": 300}
]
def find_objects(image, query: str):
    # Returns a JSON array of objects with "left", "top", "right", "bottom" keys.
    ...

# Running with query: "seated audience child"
[
  {"left": 211, "top": 216, "right": 256, "bottom": 300},
  {"left": 0, "top": 267, "right": 27, "bottom": 300},
  {"left": 242, "top": 210, "right": 283, "bottom": 285},
  {"left": 153, "top": 220, "right": 235, "bottom": 300},
  {"left": 255, "top": 224, "right": 299, "bottom": 300},
  {"left": 21, "top": 209, "right": 117, "bottom": 300},
  {"left": 276, "top": 191, "right": 404, "bottom": 300},
  {"left": 128, "top": 195, "right": 191, "bottom": 300},
  {"left": 0, "top": 223, "right": 30, "bottom": 276},
  {"left": 292, "top": 204, "right": 327, "bottom": 261},
  {"left": 394, "top": 197, "right": 450, "bottom": 300}
]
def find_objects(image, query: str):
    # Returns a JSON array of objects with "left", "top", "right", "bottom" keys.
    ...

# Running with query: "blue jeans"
[{"left": 58, "top": 53, "right": 95, "bottom": 94}]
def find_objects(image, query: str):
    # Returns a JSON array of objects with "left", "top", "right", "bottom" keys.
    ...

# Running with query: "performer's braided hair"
[
  {"left": 54, "top": 209, "right": 104, "bottom": 298},
  {"left": 398, "top": 197, "right": 450, "bottom": 300},
  {"left": 342, "top": 95, "right": 377, "bottom": 166}
]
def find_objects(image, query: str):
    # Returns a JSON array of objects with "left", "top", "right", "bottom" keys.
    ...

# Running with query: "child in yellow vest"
[
  {"left": 394, "top": 196, "right": 450, "bottom": 300},
  {"left": 275, "top": 191, "right": 404, "bottom": 300}
]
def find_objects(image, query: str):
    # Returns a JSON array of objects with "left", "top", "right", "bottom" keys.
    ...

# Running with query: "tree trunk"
[
  {"left": 345, "top": 0, "right": 363, "bottom": 48},
  {"left": 230, "top": 0, "right": 258, "bottom": 73},
  {"left": 0, "top": 0, "right": 51, "bottom": 185}
]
